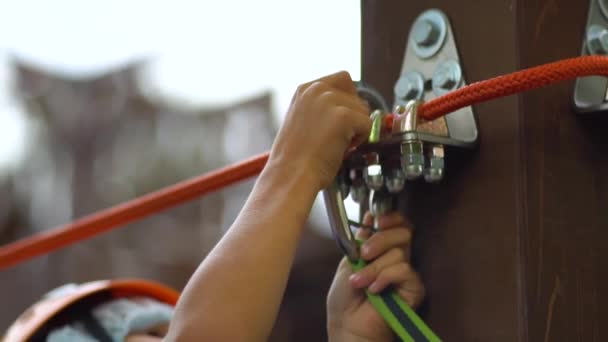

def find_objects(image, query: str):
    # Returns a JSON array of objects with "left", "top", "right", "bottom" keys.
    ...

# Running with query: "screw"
[
  {"left": 413, "top": 19, "right": 439, "bottom": 47},
  {"left": 432, "top": 60, "right": 462, "bottom": 96},
  {"left": 424, "top": 144, "right": 445, "bottom": 183},
  {"left": 587, "top": 25, "right": 608, "bottom": 55},
  {"left": 394, "top": 71, "right": 424, "bottom": 101}
]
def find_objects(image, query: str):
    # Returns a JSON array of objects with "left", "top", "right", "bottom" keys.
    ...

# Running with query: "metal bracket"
[
  {"left": 574, "top": 0, "right": 608, "bottom": 113},
  {"left": 394, "top": 9, "right": 478, "bottom": 148},
  {"left": 325, "top": 9, "right": 478, "bottom": 263}
]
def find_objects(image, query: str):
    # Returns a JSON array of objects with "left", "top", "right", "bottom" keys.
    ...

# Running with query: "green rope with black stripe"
[{"left": 349, "top": 257, "right": 441, "bottom": 341}]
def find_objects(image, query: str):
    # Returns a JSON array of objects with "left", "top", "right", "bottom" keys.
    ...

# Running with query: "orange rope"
[
  {"left": 1, "top": 55, "right": 607, "bottom": 270},
  {"left": 0, "top": 153, "right": 269, "bottom": 270},
  {"left": 419, "top": 55, "right": 608, "bottom": 120}
]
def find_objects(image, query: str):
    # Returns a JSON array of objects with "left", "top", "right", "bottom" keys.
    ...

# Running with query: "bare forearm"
[{"left": 167, "top": 163, "right": 318, "bottom": 341}]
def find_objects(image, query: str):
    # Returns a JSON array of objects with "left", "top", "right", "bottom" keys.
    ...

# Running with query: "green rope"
[{"left": 349, "top": 256, "right": 441, "bottom": 341}]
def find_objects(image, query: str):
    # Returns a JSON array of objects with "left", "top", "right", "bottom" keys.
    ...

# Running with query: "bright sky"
[{"left": 0, "top": 0, "right": 361, "bottom": 232}]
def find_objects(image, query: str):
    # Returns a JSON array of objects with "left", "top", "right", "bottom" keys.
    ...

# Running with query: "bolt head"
[
  {"left": 433, "top": 70, "right": 455, "bottom": 89},
  {"left": 413, "top": 19, "right": 439, "bottom": 47},
  {"left": 394, "top": 72, "right": 424, "bottom": 102},
  {"left": 424, "top": 144, "right": 445, "bottom": 183},
  {"left": 433, "top": 65, "right": 456, "bottom": 89},
  {"left": 411, "top": 10, "right": 448, "bottom": 59},
  {"left": 364, "top": 164, "right": 384, "bottom": 190},
  {"left": 432, "top": 60, "right": 462, "bottom": 96},
  {"left": 369, "top": 190, "right": 393, "bottom": 217},
  {"left": 429, "top": 145, "right": 445, "bottom": 158},
  {"left": 350, "top": 184, "right": 368, "bottom": 203},
  {"left": 395, "top": 79, "right": 417, "bottom": 100},
  {"left": 404, "top": 164, "right": 424, "bottom": 179},
  {"left": 385, "top": 169, "right": 406, "bottom": 193},
  {"left": 401, "top": 153, "right": 424, "bottom": 180},
  {"left": 401, "top": 140, "right": 424, "bottom": 180},
  {"left": 424, "top": 167, "right": 444, "bottom": 183}
]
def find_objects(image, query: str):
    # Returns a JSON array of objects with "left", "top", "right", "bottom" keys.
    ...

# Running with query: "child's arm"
[{"left": 165, "top": 71, "right": 371, "bottom": 342}]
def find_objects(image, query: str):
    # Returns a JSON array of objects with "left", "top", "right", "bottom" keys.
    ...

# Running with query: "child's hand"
[
  {"left": 326, "top": 212, "right": 424, "bottom": 342},
  {"left": 268, "top": 71, "right": 371, "bottom": 191}
]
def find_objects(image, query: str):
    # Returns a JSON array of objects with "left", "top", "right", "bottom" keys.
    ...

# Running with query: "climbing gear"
[
  {"left": 324, "top": 99, "right": 442, "bottom": 342},
  {"left": 3, "top": 279, "right": 179, "bottom": 342}
]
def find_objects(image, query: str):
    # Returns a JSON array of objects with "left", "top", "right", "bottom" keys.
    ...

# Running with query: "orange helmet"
[{"left": 3, "top": 279, "right": 179, "bottom": 342}]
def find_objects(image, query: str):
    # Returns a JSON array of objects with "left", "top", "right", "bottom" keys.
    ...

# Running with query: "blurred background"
[{"left": 0, "top": 1, "right": 361, "bottom": 340}]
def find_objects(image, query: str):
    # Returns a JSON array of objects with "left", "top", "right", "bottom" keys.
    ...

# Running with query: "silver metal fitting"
[
  {"left": 411, "top": 9, "right": 448, "bottom": 59},
  {"left": 348, "top": 169, "right": 367, "bottom": 203},
  {"left": 413, "top": 19, "right": 439, "bottom": 47},
  {"left": 393, "top": 100, "right": 425, "bottom": 180},
  {"left": 586, "top": 25, "right": 608, "bottom": 55},
  {"left": 350, "top": 183, "right": 368, "bottom": 203},
  {"left": 401, "top": 141, "right": 425, "bottom": 180},
  {"left": 392, "top": 100, "right": 422, "bottom": 136},
  {"left": 369, "top": 190, "right": 393, "bottom": 219},
  {"left": 323, "top": 181, "right": 359, "bottom": 261},
  {"left": 432, "top": 60, "right": 462, "bottom": 96},
  {"left": 394, "top": 71, "right": 424, "bottom": 101},
  {"left": 363, "top": 153, "right": 384, "bottom": 191},
  {"left": 394, "top": 104, "right": 407, "bottom": 115},
  {"left": 385, "top": 169, "right": 406, "bottom": 193},
  {"left": 424, "top": 144, "right": 445, "bottom": 183}
]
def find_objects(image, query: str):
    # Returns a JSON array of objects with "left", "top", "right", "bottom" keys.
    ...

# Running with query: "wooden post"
[{"left": 362, "top": 1, "right": 608, "bottom": 340}]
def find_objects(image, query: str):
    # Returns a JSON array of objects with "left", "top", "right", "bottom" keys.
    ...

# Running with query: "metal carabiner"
[
  {"left": 323, "top": 100, "right": 423, "bottom": 262},
  {"left": 322, "top": 178, "right": 359, "bottom": 261}
]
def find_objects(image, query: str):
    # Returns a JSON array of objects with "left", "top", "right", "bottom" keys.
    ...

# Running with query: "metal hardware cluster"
[
  {"left": 574, "top": 0, "right": 608, "bottom": 112},
  {"left": 324, "top": 100, "right": 445, "bottom": 261},
  {"left": 340, "top": 101, "right": 445, "bottom": 204},
  {"left": 324, "top": 8, "right": 476, "bottom": 262},
  {"left": 394, "top": 10, "right": 462, "bottom": 104}
]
